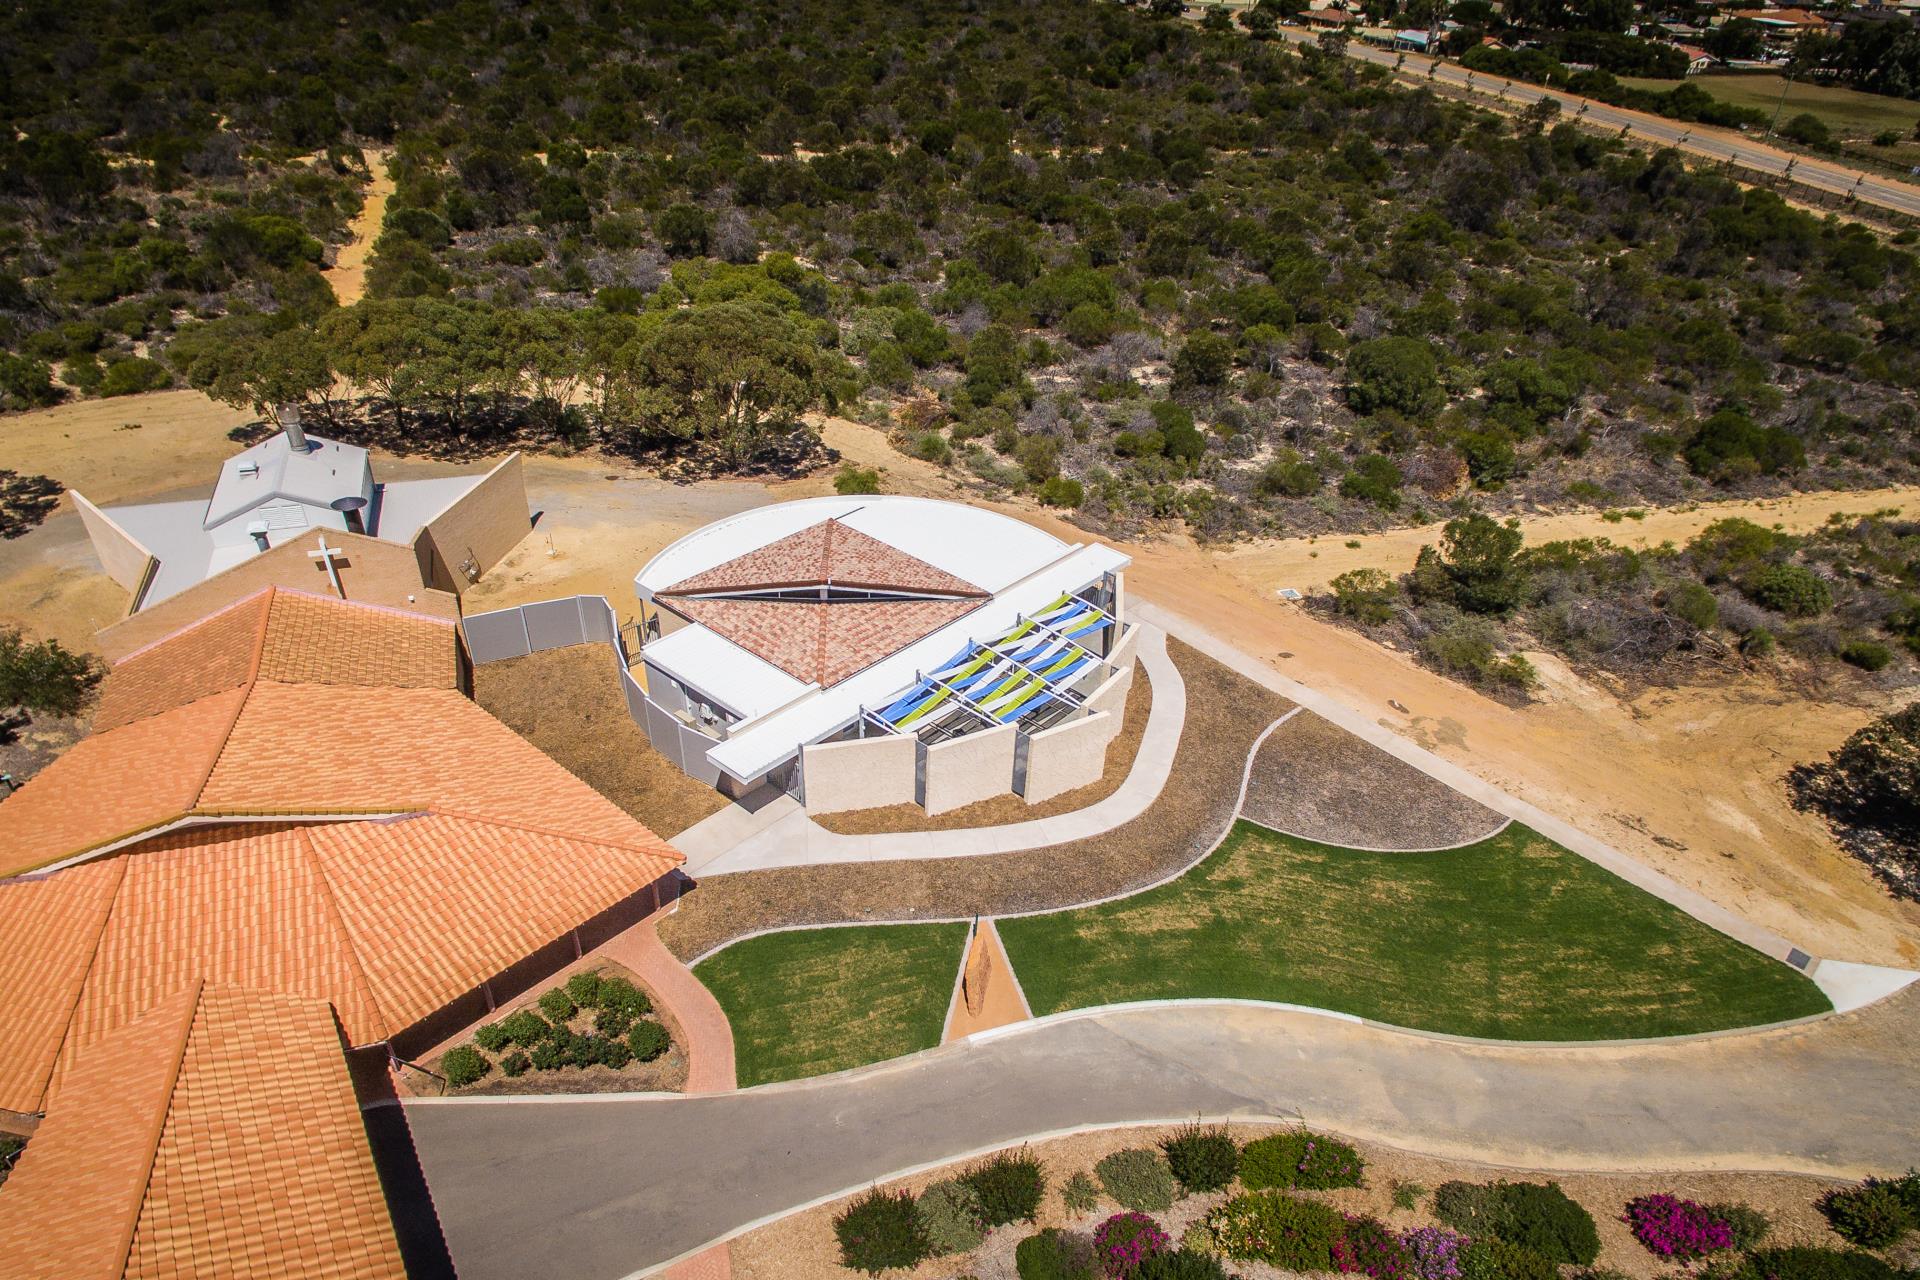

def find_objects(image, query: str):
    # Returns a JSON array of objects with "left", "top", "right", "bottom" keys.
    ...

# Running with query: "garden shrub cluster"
[
  {"left": 1096, "top": 1148, "right": 1179, "bottom": 1213},
  {"left": 835, "top": 1188, "right": 929, "bottom": 1276},
  {"left": 443, "top": 969, "right": 672, "bottom": 1089},
  {"left": 1016, "top": 1227, "right": 1102, "bottom": 1280},
  {"left": 964, "top": 1149, "right": 1048, "bottom": 1229},
  {"left": 1094, "top": 1211, "right": 1172, "bottom": 1274},
  {"left": 1238, "top": 1129, "right": 1365, "bottom": 1191},
  {"left": 1432, "top": 1179, "right": 1599, "bottom": 1265},
  {"left": 1161, "top": 1124, "right": 1238, "bottom": 1194},
  {"left": 1821, "top": 1173, "right": 1920, "bottom": 1248},
  {"left": 1621, "top": 1194, "right": 1734, "bottom": 1262}
]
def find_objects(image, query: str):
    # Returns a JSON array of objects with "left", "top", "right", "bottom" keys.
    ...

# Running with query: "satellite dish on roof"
[{"left": 330, "top": 495, "right": 368, "bottom": 513}]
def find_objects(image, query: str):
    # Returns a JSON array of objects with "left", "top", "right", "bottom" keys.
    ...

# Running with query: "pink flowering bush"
[
  {"left": 1333, "top": 1215, "right": 1412, "bottom": 1280},
  {"left": 1094, "top": 1212, "right": 1172, "bottom": 1276},
  {"left": 1623, "top": 1195, "right": 1734, "bottom": 1263},
  {"left": 1399, "top": 1226, "right": 1470, "bottom": 1280}
]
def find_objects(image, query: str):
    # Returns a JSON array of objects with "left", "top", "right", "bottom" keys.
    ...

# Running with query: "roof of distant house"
[
  {"left": 0, "top": 981, "right": 408, "bottom": 1280},
  {"left": 1726, "top": 7, "right": 1828, "bottom": 26}
]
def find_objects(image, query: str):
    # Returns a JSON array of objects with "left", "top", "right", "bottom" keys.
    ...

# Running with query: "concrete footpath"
[{"left": 407, "top": 988, "right": 1920, "bottom": 1280}]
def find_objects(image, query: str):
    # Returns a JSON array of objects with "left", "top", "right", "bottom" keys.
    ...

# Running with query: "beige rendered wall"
[
  {"left": 919, "top": 722, "right": 1017, "bottom": 815},
  {"left": 413, "top": 453, "right": 531, "bottom": 595},
  {"left": 1083, "top": 661, "right": 1133, "bottom": 719},
  {"left": 802, "top": 734, "right": 917, "bottom": 813},
  {"left": 1107, "top": 622, "right": 1139, "bottom": 672},
  {"left": 69, "top": 490, "right": 154, "bottom": 595},
  {"left": 1019, "top": 708, "right": 1116, "bottom": 805},
  {"left": 97, "top": 531, "right": 458, "bottom": 663}
]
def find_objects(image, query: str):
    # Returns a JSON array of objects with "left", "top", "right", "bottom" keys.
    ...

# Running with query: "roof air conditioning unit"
[{"left": 238, "top": 462, "right": 259, "bottom": 477}]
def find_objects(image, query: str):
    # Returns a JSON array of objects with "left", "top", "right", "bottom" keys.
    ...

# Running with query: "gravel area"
[
  {"left": 1241, "top": 710, "right": 1505, "bottom": 850},
  {"left": 730, "top": 1121, "right": 1861, "bottom": 1280},
  {"left": 813, "top": 665, "right": 1153, "bottom": 835},
  {"left": 471, "top": 643, "right": 728, "bottom": 839},
  {"left": 658, "top": 640, "right": 1294, "bottom": 962}
]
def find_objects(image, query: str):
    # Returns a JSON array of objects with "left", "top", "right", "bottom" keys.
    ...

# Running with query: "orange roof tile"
[
  {"left": 0, "top": 982, "right": 408, "bottom": 1280},
  {"left": 91, "top": 592, "right": 270, "bottom": 732},
  {"left": 0, "top": 814, "right": 679, "bottom": 1116},
  {"left": 662, "top": 518, "right": 985, "bottom": 597},
  {"left": 672, "top": 596, "right": 983, "bottom": 686}
]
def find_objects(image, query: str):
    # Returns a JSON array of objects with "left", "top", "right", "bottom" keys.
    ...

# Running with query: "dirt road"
[{"left": 328, "top": 150, "right": 392, "bottom": 308}]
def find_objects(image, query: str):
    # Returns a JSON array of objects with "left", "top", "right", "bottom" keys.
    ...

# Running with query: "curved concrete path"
[
  {"left": 406, "top": 988, "right": 1920, "bottom": 1280},
  {"left": 675, "top": 625, "right": 1187, "bottom": 875}
]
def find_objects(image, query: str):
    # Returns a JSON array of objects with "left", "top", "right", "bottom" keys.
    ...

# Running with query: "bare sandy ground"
[
  {"left": 327, "top": 150, "right": 391, "bottom": 308},
  {"left": 2, "top": 394, "right": 1914, "bottom": 967}
]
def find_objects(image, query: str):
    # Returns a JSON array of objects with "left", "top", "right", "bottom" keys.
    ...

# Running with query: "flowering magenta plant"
[
  {"left": 1399, "top": 1226, "right": 1470, "bottom": 1280},
  {"left": 1623, "top": 1195, "right": 1734, "bottom": 1262},
  {"left": 1333, "top": 1215, "right": 1412, "bottom": 1280},
  {"left": 1093, "top": 1211, "right": 1172, "bottom": 1276}
]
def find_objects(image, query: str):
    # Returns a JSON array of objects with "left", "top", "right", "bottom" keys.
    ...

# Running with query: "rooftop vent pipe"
[{"left": 275, "top": 403, "right": 310, "bottom": 453}]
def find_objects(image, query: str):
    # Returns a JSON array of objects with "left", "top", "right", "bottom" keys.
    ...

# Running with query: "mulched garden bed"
[
  {"left": 813, "top": 664, "right": 1153, "bottom": 835},
  {"left": 657, "top": 639, "right": 1294, "bottom": 962},
  {"left": 472, "top": 643, "right": 729, "bottom": 839},
  {"left": 1240, "top": 710, "right": 1505, "bottom": 850}
]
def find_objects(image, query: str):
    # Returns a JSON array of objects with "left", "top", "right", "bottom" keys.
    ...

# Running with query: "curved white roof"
[{"left": 634, "top": 496, "right": 1068, "bottom": 599}]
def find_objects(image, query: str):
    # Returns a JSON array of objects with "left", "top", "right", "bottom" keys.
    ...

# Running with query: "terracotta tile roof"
[
  {"left": 673, "top": 596, "right": 982, "bottom": 687},
  {"left": 0, "top": 812, "right": 678, "bottom": 1117},
  {"left": 661, "top": 518, "right": 985, "bottom": 597},
  {"left": 94, "top": 586, "right": 460, "bottom": 732},
  {"left": 0, "top": 981, "right": 408, "bottom": 1280}
]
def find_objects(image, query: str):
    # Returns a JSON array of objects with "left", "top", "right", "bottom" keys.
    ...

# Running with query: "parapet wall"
[{"left": 802, "top": 734, "right": 918, "bottom": 813}]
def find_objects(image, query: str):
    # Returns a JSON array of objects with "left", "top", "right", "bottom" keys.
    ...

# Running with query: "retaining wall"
[{"left": 802, "top": 734, "right": 918, "bottom": 813}]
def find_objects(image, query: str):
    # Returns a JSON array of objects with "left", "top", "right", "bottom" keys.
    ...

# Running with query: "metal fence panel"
[
  {"left": 523, "top": 597, "right": 586, "bottom": 651},
  {"left": 578, "top": 596, "right": 616, "bottom": 645},
  {"left": 461, "top": 608, "right": 532, "bottom": 663}
]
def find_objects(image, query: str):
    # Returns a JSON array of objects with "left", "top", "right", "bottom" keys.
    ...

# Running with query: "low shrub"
[
  {"left": 500, "top": 1051, "right": 531, "bottom": 1078},
  {"left": 1622, "top": 1194, "right": 1733, "bottom": 1261},
  {"left": 1063, "top": 1171, "right": 1101, "bottom": 1214},
  {"left": 538, "top": 988, "right": 577, "bottom": 1024},
  {"left": 1334, "top": 1215, "right": 1411, "bottom": 1280},
  {"left": 1433, "top": 1180, "right": 1598, "bottom": 1265},
  {"left": 566, "top": 971, "right": 604, "bottom": 1008},
  {"left": 835, "top": 1188, "right": 930, "bottom": 1275},
  {"left": 628, "top": 1020, "right": 670, "bottom": 1062},
  {"left": 1017, "top": 1228, "right": 1101, "bottom": 1280},
  {"left": 1704, "top": 1203, "right": 1770, "bottom": 1250},
  {"left": 1040, "top": 475, "right": 1086, "bottom": 508},
  {"left": 529, "top": 1041, "right": 563, "bottom": 1071},
  {"left": 1096, "top": 1149, "right": 1178, "bottom": 1213},
  {"left": 916, "top": 1179, "right": 988, "bottom": 1255},
  {"left": 1133, "top": 1251, "right": 1230, "bottom": 1280},
  {"left": 1238, "top": 1130, "right": 1364, "bottom": 1191},
  {"left": 965, "top": 1148, "right": 1046, "bottom": 1227},
  {"left": 1399, "top": 1226, "right": 1470, "bottom": 1280},
  {"left": 1094, "top": 1211, "right": 1171, "bottom": 1275},
  {"left": 1162, "top": 1124, "right": 1238, "bottom": 1193},
  {"left": 1737, "top": 1246, "right": 1906, "bottom": 1280},
  {"left": 1394, "top": 1181, "right": 1429, "bottom": 1212},
  {"left": 1745, "top": 564, "right": 1831, "bottom": 618},
  {"left": 1840, "top": 641, "right": 1893, "bottom": 673},
  {"left": 473, "top": 1022, "right": 513, "bottom": 1053},
  {"left": 441, "top": 1046, "right": 490, "bottom": 1088},
  {"left": 599, "top": 1038, "right": 634, "bottom": 1070},
  {"left": 1204, "top": 1190, "right": 1341, "bottom": 1269},
  {"left": 835, "top": 464, "right": 882, "bottom": 495},
  {"left": 595, "top": 1006, "right": 635, "bottom": 1038},
  {"left": 599, "top": 976, "right": 653, "bottom": 1021},
  {"left": 1821, "top": 1181, "right": 1914, "bottom": 1248},
  {"left": 1457, "top": 1238, "right": 1558, "bottom": 1280},
  {"left": 499, "top": 1009, "right": 549, "bottom": 1045}
]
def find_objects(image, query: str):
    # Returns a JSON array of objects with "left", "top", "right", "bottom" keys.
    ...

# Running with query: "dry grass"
[
  {"left": 813, "top": 665, "right": 1153, "bottom": 835},
  {"left": 658, "top": 639, "right": 1294, "bottom": 961},
  {"left": 728, "top": 1121, "right": 1860, "bottom": 1280},
  {"left": 471, "top": 643, "right": 729, "bottom": 838},
  {"left": 1241, "top": 710, "right": 1504, "bottom": 849}
]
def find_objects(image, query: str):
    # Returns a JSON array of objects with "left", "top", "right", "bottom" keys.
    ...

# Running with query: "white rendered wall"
[
  {"left": 802, "top": 734, "right": 918, "bottom": 813},
  {"left": 918, "top": 723, "right": 1017, "bottom": 815},
  {"left": 1019, "top": 708, "right": 1116, "bottom": 804}
]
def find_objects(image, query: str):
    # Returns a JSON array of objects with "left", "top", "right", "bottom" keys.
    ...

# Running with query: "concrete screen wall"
[
  {"left": 802, "top": 734, "right": 917, "bottom": 813},
  {"left": 918, "top": 722, "right": 1017, "bottom": 815},
  {"left": 1083, "top": 661, "right": 1133, "bottom": 719},
  {"left": 70, "top": 491, "right": 154, "bottom": 595},
  {"left": 413, "top": 453, "right": 530, "bottom": 595},
  {"left": 1017, "top": 708, "right": 1116, "bottom": 804}
]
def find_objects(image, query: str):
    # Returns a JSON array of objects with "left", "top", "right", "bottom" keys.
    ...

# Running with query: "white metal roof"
[
  {"left": 641, "top": 624, "right": 814, "bottom": 722},
  {"left": 634, "top": 496, "right": 1068, "bottom": 598},
  {"left": 204, "top": 433, "right": 370, "bottom": 530},
  {"left": 705, "top": 541, "right": 1130, "bottom": 782}
]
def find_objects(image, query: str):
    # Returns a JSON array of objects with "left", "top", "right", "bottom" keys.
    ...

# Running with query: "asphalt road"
[
  {"left": 1272, "top": 30, "right": 1920, "bottom": 218},
  {"left": 407, "top": 991, "right": 1920, "bottom": 1280}
]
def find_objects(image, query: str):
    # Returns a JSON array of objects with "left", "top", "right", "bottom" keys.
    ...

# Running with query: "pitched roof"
[
  {"left": 204, "top": 432, "right": 370, "bottom": 530},
  {"left": 660, "top": 518, "right": 986, "bottom": 598},
  {"left": 0, "top": 981, "right": 408, "bottom": 1280},
  {"left": 672, "top": 596, "right": 983, "bottom": 687},
  {"left": 0, "top": 813, "right": 680, "bottom": 1116}
]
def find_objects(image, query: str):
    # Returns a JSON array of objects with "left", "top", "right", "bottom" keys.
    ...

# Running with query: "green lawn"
[
  {"left": 695, "top": 921, "right": 967, "bottom": 1087},
  {"left": 1617, "top": 73, "right": 1920, "bottom": 141},
  {"left": 996, "top": 821, "right": 1830, "bottom": 1041}
]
